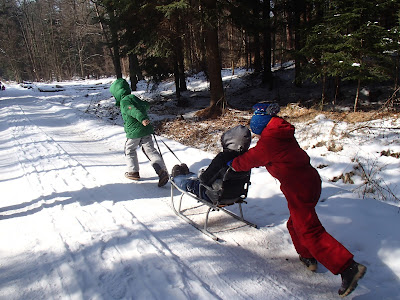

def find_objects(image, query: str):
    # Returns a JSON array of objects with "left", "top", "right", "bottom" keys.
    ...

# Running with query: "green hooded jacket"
[{"left": 110, "top": 78, "right": 154, "bottom": 139}]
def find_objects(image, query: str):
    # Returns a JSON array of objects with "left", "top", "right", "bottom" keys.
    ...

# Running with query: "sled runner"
[{"left": 170, "top": 168, "right": 257, "bottom": 241}]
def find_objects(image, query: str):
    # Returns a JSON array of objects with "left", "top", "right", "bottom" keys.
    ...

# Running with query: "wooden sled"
[{"left": 170, "top": 168, "right": 257, "bottom": 241}]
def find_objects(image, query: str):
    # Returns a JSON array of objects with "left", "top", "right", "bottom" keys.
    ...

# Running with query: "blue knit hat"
[{"left": 250, "top": 103, "right": 280, "bottom": 134}]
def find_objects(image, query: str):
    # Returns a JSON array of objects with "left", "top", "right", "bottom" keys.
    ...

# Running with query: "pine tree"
[
  {"left": 301, "top": 0, "right": 399, "bottom": 111},
  {"left": 154, "top": 0, "right": 189, "bottom": 101}
]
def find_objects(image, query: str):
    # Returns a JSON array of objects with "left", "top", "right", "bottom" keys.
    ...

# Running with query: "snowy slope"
[{"left": 0, "top": 81, "right": 399, "bottom": 300}]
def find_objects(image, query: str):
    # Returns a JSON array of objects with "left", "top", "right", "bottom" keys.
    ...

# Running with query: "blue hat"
[{"left": 249, "top": 103, "right": 280, "bottom": 134}]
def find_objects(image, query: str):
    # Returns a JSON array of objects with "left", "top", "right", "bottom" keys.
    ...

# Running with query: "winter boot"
[
  {"left": 299, "top": 255, "right": 318, "bottom": 272},
  {"left": 125, "top": 172, "right": 140, "bottom": 180},
  {"left": 180, "top": 163, "right": 190, "bottom": 175},
  {"left": 338, "top": 260, "right": 367, "bottom": 297},
  {"left": 157, "top": 169, "right": 169, "bottom": 187},
  {"left": 171, "top": 165, "right": 182, "bottom": 178},
  {"left": 153, "top": 163, "right": 169, "bottom": 187}
]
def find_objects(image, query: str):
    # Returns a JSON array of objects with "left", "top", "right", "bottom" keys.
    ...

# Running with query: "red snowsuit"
[{"left": 232, "top": 117, "right": 353, "bottom": 275}]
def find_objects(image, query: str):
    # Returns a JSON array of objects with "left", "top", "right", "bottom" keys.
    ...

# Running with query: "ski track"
[
  {"left": 2, "top": 99, "right": 223, "bottom": 299},
  {"left": 0, "top": 97, "right": 343, "bottom": 299},
  {"left": 0, "top": 98, "right": 234, "bottom": 299}
]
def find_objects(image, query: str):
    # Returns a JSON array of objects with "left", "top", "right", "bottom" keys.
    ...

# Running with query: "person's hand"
[{"left": 142, "top": 119, "right": 150, "bottom": 126}]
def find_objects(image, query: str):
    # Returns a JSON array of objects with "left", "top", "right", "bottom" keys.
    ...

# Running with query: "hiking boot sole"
[
  {"left": 158, "top": 170, "right": 169, "bottom": 187},
  {"left": 299, "top": 255, "right": 318, "bottom": 272},
  {"left": 125, "top": 172, "right": 140, "bottom": 180},
  {"left": 300, "top": 261, "right": 317, "bottom": 272},
  {"left": 339, "top": 264, "right": 367, "bottom": 298},
  {"left": 158, "top": 177, "right": 169, "bottom": 187},
  {"left": 306, "top": 264, "right": 317, "bottom": 272}
]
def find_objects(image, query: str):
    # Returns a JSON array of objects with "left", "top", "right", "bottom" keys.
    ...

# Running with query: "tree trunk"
[
  {"left": 172, "top": 18, "right": 187, "bottom": 93},
  {"left": 17, "top": 16, "right": 39, "bottom": 82},
  {"left": 107, "top": 6, "right": 122, "bottom": 78},
  {"left": 246, "top": 31, "right": 251, "bottom": 70},
  {"left": 321, "top": 73, "right": 326, "bottom": 110},
  {"left": 294, "top": 0, "right": 306, "bottom": 87},
  {"left": 262, "top": 0, "right": 272, "bottom": 87},
  {"left": 395, "top": 55, "right": 399, "bottom": 90},
  {"left": 272, "top": 16, "right": 276, "bottom": 67},
  {"left": 177, "top": 38, "right": 187, "bottom": 92},
  {"left": 110, "top": 27, "right": 122, "bottom": 78},
  {"left": 229, "top": 20, "right": 235, "bottom": 76},
  {"left": 94, "top": 2, "right": 121, "bottom": 79},
  {"left": 174, "top": 57, "right": 181, "bottom": 101},
  {"left": 202, "top": 0, "right": 224, "bottom": 113},
  {"left": 128, "top": 53, "right": 140, "bottom": 91},
  {"left": 254, "top": 33, "right": 262, "bottom": 72},
  {"left": 354, "top": 78, "right": 361, "bottom": 112},
  {"left": 252, "top": 0, "right": 261, "bottom": 73},
  {"left": 334, "top": 76, "right": 341, "bottom": 106}
]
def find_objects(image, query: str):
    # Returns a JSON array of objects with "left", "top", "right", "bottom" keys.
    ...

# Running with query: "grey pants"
[{"left": 124, "top": 135, "right": 166, "bottom": 173}]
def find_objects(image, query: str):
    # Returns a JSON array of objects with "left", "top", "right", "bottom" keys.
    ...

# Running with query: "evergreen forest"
[{"left": 0, "top": 0, "right": 399, "bottom": 112}]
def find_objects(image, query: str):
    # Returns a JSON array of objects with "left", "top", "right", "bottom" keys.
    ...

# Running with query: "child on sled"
[{"left": 171, "top": 125, "right": 251, "bottom": 203}]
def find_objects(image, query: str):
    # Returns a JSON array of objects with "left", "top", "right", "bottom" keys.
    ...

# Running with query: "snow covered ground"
[{"left": 0, "top": 73, "right": 399, "bottom": 299}]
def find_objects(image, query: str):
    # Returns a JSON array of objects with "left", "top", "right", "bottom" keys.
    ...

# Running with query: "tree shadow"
[{"left": 0, "top": 180, "right": 176, "bottom": 220}]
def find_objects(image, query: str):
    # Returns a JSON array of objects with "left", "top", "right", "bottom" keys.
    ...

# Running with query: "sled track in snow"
[
  {"left": 1, "top": 100, "right": 225, "bottom": 299},
  {"left": 0, "top": 98, "right": 318, "bottom": 299}
]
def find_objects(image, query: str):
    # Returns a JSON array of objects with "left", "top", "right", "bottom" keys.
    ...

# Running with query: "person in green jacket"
[{"left": 110, "top": 78, "right": 169, "bottom": 187}]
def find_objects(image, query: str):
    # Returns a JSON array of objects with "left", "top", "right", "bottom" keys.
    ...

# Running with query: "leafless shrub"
[
  {"left": 312, "top": 141, "right": 326, "bottom": 148},
  {"left": 317, "top": 164, "right": 328, "bottom": 169},
  {"left": 353, "top": 158, "right": 400, "bottom": 203},
  {"left": 329, "top": 157, "right": 399, "bottom": 203},
  {"left": 331, "top": 172, "right": 355, "bottom": 184},
  {"left": 327, "top": 141, "right": 343, "bottom": 152},
  {"left": 381, "top": 149, "right": 400, "bottom": 159}
]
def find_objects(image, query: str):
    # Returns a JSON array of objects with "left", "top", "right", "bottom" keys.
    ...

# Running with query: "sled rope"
[{"left": 152, "top": 134, "right": 182, "bottom": 164}]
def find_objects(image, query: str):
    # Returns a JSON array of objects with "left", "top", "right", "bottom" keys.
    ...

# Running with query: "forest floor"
[{"left": 153, "top": 67, "right": 400, "bottom": 154}]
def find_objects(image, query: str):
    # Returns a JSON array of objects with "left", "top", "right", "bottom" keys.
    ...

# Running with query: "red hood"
[
  {"left": 232, "top": 116, "right": 312, "bottom": 179},
  {"left": 261, "top": 117, "right": 295, "bottom": 140}
]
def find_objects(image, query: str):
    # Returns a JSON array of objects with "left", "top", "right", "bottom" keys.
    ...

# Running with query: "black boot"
[
  {"left": 171, "top": 165, "right": 182, "bottom": 178},
  {"left": 299, "top": 255, "right": 318, "bottom": 272},
  {"left": 180, "top": 163, "right": 190, "bottom": 175},
  {"left": 171, "top": 164, "right": 190, "bottom": 177},
  {"left": 158, "top": 169, "right": 169, "bottom": 187},
  {"left": 338, "top": 260, "right": 367, "bottom": 297},
  {"left": 153, "top": 163, "right": 169, "bottom": 187}
]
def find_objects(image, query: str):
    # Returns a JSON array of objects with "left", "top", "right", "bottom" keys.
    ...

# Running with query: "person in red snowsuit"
[{"left": 230, "top": 103, "right": 366, "bottom": 297}]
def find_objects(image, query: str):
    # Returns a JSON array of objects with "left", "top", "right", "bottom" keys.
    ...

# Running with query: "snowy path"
[
  {"left": 0, "top": 87, "right": 398, "bottom": 299},
  {"left": 0, "top": 95, "right": 300, "bottom": 299}
]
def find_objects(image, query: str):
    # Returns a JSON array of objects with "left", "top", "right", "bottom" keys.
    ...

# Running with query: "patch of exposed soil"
[
  {"left": 158, "top": 109, "right": 252, "bottom": 153},
  {"left": 156, "top": 105, "right": 399, "bottom": 154},
  {"left": 279, "top": 105, "right": 398, "bottom": 123}
]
